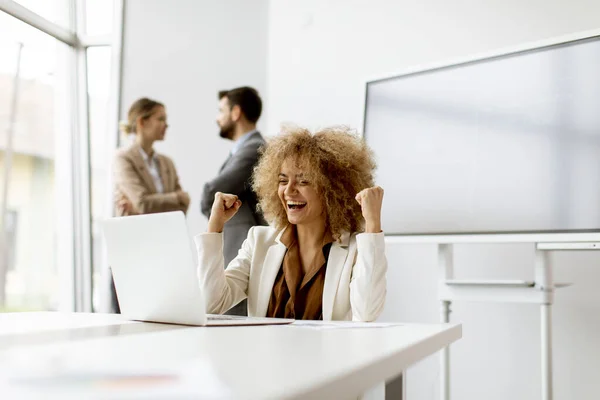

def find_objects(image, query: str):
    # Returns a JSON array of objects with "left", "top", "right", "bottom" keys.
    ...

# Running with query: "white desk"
[{"left": 0, "top": 312, "right": 461, "bottom": 399}]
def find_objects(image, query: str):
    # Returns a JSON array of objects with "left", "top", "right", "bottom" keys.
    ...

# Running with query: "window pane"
[
  {"left": 85, "top": 0, "right": 114, "bottom": 35},
  {"left": 0, "top": 12, "right": 72, "bottom": 312},
  {"left": 13, "top": 0, "right": 71, "bottom": 28},
  {"left": 87, "top": 46, "right": 112, "bottom": 312}
]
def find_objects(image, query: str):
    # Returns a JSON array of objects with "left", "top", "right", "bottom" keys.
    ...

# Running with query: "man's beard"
[{"left": 219, "top": 122, "right": 234, "bottom": 140}]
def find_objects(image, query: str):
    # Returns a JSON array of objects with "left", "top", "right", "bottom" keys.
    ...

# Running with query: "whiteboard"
[{"left": 363, "top": 34, "right": 600, "bottom": 235}]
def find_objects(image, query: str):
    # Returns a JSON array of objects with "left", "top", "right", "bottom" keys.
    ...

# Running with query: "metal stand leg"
[
  {"left": 535, "top": 248, "right": 553, "bottom": 400},
  {"left": 441, "top": 300, "right": 451, "bottom": 400},
  {"left": 438, "top": 244, "right": 453, "bottom": 400},
  {"left": 541, "top": 304, "right": 553, "bottom": 400}
]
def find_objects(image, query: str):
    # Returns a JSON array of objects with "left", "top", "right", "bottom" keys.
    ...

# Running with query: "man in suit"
[{"left": 201, "top": 86, "right": 268, "bottom": 316}]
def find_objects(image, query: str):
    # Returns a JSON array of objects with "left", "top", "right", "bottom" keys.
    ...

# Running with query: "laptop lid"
[{"left": 102, "top": 211, "right": 208, "bottom": 325}]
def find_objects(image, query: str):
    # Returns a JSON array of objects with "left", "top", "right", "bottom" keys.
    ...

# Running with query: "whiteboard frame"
[
  {"left": 385, "top": 232, "right": 600, "bottom": 244},
  {"left": 359, "top": 28, "right": 600, "bottom": 242},
  {"left": 359, "top": 28, "right": 600, "bottom": 135}
]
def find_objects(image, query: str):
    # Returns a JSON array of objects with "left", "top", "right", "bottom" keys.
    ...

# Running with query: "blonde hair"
[
  {"left": 252, "top": 125, "right": 376, "bottom": 239},
  {"left": 119, "top": 97, "right": 164, "bottom": 135}
]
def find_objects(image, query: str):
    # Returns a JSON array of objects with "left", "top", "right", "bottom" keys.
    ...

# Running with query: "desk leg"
[
  {"left": 441, "top": 300, "right": 451, "bottom": 400},
  {"left": 541, "top": 304, "right": 553, "bottom": 400},
  {"left": 385, "top": 372, "right": 405, "bottom": 400}
]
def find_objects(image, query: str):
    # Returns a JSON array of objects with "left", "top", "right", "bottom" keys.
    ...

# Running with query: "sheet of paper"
[{"left": 287, "top": 320, "right": 402, "bottom": 330}]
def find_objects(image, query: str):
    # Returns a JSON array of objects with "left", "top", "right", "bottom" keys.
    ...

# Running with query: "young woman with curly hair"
[{"left": 195, "top": 126, "right": 387, "bottom": 321}]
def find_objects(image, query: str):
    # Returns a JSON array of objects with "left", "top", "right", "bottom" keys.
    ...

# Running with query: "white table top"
[{"left": 0, "top": 312, "right": 461, "bottom": 399}]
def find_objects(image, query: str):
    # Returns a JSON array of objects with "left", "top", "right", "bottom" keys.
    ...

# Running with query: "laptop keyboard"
[{"left": 207, "top": 314, "right": 249, "bottom": 321}]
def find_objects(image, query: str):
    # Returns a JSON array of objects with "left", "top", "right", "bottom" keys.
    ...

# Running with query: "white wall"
[
  {"left": 120, "top": 0, "right": 268, "bottom": 235},
  {"left": 119, "top": 1, "right": 600, "bottom": 398},
  {"left": 267, "top": 1, "right": 600, "bottom": 400}
]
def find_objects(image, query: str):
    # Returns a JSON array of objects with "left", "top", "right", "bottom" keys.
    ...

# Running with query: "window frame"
[{"left": 0, "top": 0, "right": 124, "bottom": 312}]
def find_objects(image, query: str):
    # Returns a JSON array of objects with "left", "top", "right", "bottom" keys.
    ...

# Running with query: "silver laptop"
[{"left": 102, "top": 211, "right": 293, "bottom": 326}]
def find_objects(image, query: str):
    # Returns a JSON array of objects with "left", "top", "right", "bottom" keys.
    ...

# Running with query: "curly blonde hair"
[{"left": 253, "top": 126, "right": 376, "bottom": 239}]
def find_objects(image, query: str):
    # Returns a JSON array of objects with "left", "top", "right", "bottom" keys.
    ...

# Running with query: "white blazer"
[{"left": 195, "top": 226, "right": 387, "bottom": 321}]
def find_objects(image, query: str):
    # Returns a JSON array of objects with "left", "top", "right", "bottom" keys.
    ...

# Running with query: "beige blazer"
[
  {"left": 113, "top": 144, "right": 189, "bottom": 216},
  {"left": 195, "top": 226, "right": 387, "bottom": 322}
]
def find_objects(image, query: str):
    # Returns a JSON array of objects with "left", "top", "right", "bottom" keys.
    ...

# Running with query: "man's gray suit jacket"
[{"left": 200, "top": 131, "right": 268, "bottom": 314}]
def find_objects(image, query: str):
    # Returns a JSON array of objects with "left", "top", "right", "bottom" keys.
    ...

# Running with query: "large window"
[
  {"left": 0, "top": 1, "right": 121, "bottom": 313},
  {"left": 85, "top": 0, "right": 114, "bottom": 35},
  {"left": 0, "top": 12, "right": 70, "bottom": 311}
]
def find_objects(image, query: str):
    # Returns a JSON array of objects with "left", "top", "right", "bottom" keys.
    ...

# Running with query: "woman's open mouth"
[{"left": 287, "top": 201, "right": 307, "bottom": 210}]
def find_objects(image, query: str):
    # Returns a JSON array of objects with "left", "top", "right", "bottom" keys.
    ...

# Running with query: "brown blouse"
[{"left": 267, "top": 225, "right": 334, "bottom": 320}]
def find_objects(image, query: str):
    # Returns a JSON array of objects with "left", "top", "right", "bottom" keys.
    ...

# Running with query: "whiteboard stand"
[
  {"left": 387, "top": 233, "right": 600, "bottom": 400},
  {"left": 435, "top": 241, "right": 600, "bottom": 400}
]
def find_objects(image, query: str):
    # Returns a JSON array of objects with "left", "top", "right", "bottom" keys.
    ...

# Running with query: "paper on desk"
[
  {"left": 288, "top": 320, "right": 402, "bottom": 330},
  {"left": 0, "top": 349, "right": 233, "bottom": 400}
]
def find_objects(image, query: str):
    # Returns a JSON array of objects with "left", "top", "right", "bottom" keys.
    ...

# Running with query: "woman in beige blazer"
[
  {"left": 196, "top": 126, "right": 387, "bottom": 322},
  {"left": 109, "top": 98, "right": 190, "bottom": 313},
  {"left": 114, "top": 98, "right": 189, "bottom": 216}
]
